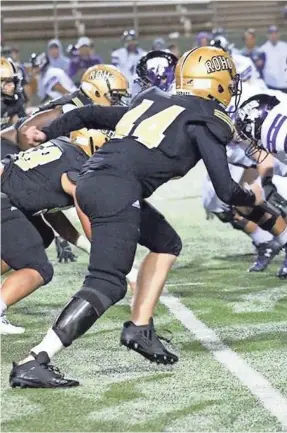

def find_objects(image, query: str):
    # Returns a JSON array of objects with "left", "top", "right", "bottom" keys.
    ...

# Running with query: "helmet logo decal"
[
  {"left": 205, "top": 56, "right": 233, "bottom": 74},
  {"left": 89, "top": 70, "right": 114, "bottom": 82}
]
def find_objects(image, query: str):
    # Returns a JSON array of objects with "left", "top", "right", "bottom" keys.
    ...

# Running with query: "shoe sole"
[
  {"left": 120, "top": 337, "right": 178, "bottom": 365},
  {"left": 10, "top": 377, "right": 79, "bottom": 389}
]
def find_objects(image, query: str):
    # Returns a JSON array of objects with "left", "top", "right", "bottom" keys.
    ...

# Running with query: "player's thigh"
[
  {"left": 1, "top": 195, "right": 53, "bottom": 283},
  {"left": 138, "top": 200, "right": 182, "bottom": 256}
]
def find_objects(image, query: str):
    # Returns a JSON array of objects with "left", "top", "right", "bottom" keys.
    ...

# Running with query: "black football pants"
[{"left": 75, "top": 171, "right": 181, "bottom": 316}]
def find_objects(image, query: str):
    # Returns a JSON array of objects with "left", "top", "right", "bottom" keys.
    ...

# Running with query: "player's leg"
[
  {"left": 1, "top": 195, "right": 54, "bottom": 335},
  {"left": 10, "top": 172, "right": 142, "bottom": 388},
  {"left": 121, "top": 201, "right": 181, "bottom": 364}
]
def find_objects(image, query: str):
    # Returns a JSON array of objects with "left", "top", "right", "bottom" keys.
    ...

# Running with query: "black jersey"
[
  {"left": 1, "top": 137, "right": 88, "bottom": 213},
  {"left": 42, "top": 88, "right": 255, "bottom": 206},
  {"left": 1, "top": 94, "right": 26, "bottom": 130}
]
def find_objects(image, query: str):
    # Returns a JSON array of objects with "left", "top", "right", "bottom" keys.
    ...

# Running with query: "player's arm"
[
  {"left": 52, "top": 82, "right": 71, "bottom": 95},
  {"left": 42, "top": 105, "right": 128, "bottom": 140},
  {"left": 0, "top": 126, "right": 18, "bottom": 146},
  {"left": 193, "top": 125, "right": 261, "bottom": 206},
  {"left": 22, "top": 105, "right": 128, "bottom": 145},
  {"left": 17, "top": 107, "right": 63, "bottom": 149}
]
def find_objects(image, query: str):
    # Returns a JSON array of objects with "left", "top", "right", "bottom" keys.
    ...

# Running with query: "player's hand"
[
  {"left": 21, "top": 126, "right": 47, "bottom": 147},
  {"left": 55, "top": 236, "right": 77, "bottom": 263},
  {"left": 246, "top": 182, "right": 265, "bottom": 206}
]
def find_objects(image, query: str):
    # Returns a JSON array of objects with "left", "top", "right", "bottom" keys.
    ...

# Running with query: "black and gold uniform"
[
  {"left": 36, "top": 47, "right": 256, "bottom": 352},
  {"left": 1, "top": 138, "right": 88, "bottom": 284}
]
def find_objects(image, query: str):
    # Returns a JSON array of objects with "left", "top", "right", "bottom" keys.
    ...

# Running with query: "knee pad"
[
  {"left": 139, "top": 201, "right": 182, "bottom": 256},
  {"left": 244, "top": 205, "right": 277, "bottom": 231},
  {"left": 32, "top": 260, "right": 54, "bottom": 285},
  {"left": 52, "top": 297, "right": 99, "bottom": 347}
]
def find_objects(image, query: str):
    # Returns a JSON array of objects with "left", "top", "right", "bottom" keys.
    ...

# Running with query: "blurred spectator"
[
  {"left": 260, "top": 26, "right": 287, "bottom": 92},
  {"left": 212, "top": 27, "right": 226, "bottom": 38},
  {"left": 195, "top": 32, "right": 211, "bottom": 47},
  {"left": 31, "top": 52, "right": 76, "bottom": 102},
  {"left": 111, "top": 29, "right": 146, "bottom": 88},
  {"left": 152, "top": 38, "right": 166, "bottom": 51},
  {"left": 241, "top": 29, "right": 265, "bottom": 78},
  {"left": 47, "top": 39, "right": 69, "bottom": 73},
  {"left": 68, "top": 37, "right": 103, "bottom": 85},
  {"left": 168, "top": 43, "right": 181, "bottom": 59}
]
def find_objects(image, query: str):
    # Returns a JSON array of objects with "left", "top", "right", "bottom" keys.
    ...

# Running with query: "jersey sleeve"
[
  {"left": 41, "top": 105, "right": 128, "bottom": 141},
  {"left": 192, "top": 125, "right": 256, "bottom": 206}
]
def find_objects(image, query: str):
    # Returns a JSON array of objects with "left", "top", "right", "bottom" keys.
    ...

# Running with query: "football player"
[
  {"left": 131, "top": 50, "right": 178, "bottom": 98},
  {"left": 1, "top": 57, "right": 26, "bottom": 131},
  {"left": 11, "top": 46, "right": 268, "bottom": 388},
  {"left": 202, "top": 37, "right": 287, "bottom": 272},
  {"left": 235, "top": 93, "right": 287, "bottom": 277}
]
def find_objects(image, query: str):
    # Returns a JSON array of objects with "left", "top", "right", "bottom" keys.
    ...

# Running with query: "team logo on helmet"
[
  {"left": 205, "top": 55, "right": 233, "bottom": 74},
  {"left": 88, "top": 70, "right": 115, "bottom": 82}
]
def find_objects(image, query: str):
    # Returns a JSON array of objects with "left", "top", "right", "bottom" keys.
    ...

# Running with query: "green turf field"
[{"left": 1, "top": 163, "right": 287, "bottom": 432}]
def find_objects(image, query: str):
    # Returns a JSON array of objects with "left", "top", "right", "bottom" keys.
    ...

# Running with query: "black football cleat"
[
  {"left": 9, "top": 351, "right": 79, "bottom": 388},
  {"left": 277, "top": 246, "right": 287, "bottom": 278},
  {"left": 249, "top": 240, "right": 281, "bottom": 272},
  {"left": 120, "top": 318, "right": 178, "bottom": 365}
]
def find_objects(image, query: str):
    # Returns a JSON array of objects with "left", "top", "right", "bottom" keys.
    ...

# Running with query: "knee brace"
[
  {"left": 76, "top": 278, "right": 127, "bottom": 317},
  {"left": 216, "top": 210, "right": 247, "bottom": 232},
  {"left": 52, "top": 297, "right": 99, "bottom": 347},
  {"left": 244, "top": 205, "right": 278, "bottom": 231}
]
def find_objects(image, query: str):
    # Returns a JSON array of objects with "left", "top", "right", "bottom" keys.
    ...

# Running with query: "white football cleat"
[{"left": 0, "top": 316, "right": 25, "bottom": 335}]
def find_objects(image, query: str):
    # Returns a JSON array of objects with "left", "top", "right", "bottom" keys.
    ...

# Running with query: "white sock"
[
  {"left": 0, "top": 296, "right": 7, "bottom": 317},
  {"left": 249, "top": 227, "right": 273, "bottom": 245},
  {"left": 276, "top": 227, "right": 287, "bottom": 247},
  {"left": 20, "top": 328, "right": 64, "bottom": 364},
  {"left": 126, "top": 266, "right": 138, "bottom": 285},
  {"left": 75, "top": 235, "right": 91, "bottom": 254}
]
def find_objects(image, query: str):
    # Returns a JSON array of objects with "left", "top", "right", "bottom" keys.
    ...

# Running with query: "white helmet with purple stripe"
[{"left": 234, "top": 93, "right": 282, "bottom": 161}]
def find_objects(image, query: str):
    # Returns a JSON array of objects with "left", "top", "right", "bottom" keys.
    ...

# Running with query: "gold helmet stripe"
[
  {"left": 214, "top": 109, "right": 234, "bottom": 131},
  {"left": 180, "top": 48, "right": 199, "bottom": 89}
]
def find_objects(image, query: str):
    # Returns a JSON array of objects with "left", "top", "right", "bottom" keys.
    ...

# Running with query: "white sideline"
[{"left": 160, "top": 291, "right": 287, "bottom": 429}]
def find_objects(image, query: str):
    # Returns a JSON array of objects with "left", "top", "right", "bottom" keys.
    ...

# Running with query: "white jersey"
[
  {"left": 232, "top": 52, "right": 260, "bottom": 84},
  {"left": 38, "top": 67, "right": 77, "bottom": 101},
  {"left": 261, "top": 101, "right": 287, "bottom": 156},
  {"left": 111, "top": 47, "right": 146, "bottom": 89}
]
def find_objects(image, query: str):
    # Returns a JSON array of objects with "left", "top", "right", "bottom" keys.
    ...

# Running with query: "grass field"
[{"left": 1, "top": 162, "right": 287, "bottom": 432}]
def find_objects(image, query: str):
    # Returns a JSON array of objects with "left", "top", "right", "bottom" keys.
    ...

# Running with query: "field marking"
[
  {"left": 160, "top": 291, "right": 287, "bottom": 429},
  {"left": 166, "top": 282, "right": 205, "bottom": 287}
]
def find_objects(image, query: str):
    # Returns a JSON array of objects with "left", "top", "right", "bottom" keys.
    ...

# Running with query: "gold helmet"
[
  {"left": 175, "top": 46, "right": 241, "bottom": 110},
  {"left": 70, "top": 128, "right": 113, "bottom": 157},
  {"left": 0, "top": 57, "right": 20, "bottom": 100},
  {"left": 80, "top": 64, "right": 130, "bottom": 106}
]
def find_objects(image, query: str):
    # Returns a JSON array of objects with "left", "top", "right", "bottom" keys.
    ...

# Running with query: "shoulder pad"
[{"left": 200, "top": 99, "right": 234, "bottom": 144}]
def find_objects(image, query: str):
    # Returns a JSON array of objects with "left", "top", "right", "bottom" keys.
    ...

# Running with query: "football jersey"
[
  {"left": 1, "top": 137, "right": 88, "bottom": 213},
  {"left": 261, "top": 101, "right": 287, "bottom": 155}
]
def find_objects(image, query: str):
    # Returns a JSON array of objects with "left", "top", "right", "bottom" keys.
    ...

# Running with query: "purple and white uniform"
[{"left": 261, "top": 101, "right": 287, "bottom": 156}]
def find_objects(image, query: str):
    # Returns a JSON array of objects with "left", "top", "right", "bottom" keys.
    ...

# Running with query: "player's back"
[
  {"left": 85, "top": 87, "right": 233, "bottom": 196},
  {"left": 1, "top": 137, "right": 88, "bottom": 213}
]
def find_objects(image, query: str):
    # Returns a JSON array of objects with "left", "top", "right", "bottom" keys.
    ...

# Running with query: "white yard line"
[{"left": 161, "top": 291, "right": 287, "bottom": 429}]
